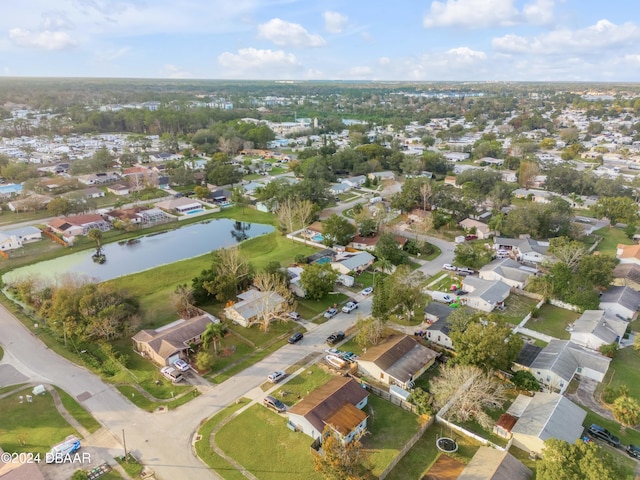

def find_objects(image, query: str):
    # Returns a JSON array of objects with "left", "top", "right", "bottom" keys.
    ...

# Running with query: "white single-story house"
[
  {"left": 460, "top": 277, "right": 511, "bottom": 312},
  {"left": 155, "top": 197, "right": 204, "bottom": 214},
  {"left": 329, "top": 183, "right": 352, "bottom": 195},
  {"left": 512, "top": 188, "right": 555, "bottom": 203},
  {"left": 341, "top": 175, "right": 367, "bottom": 188},
  {"left": 501, "top": 170, "right": 518, "bottom": 183},
  {"left": 368, "top": 171, "right": 395, "bottom": 181},
  {"left": 287, "top": 376, "right": 369, "bottom": 444},
  {"left": 107, "top": 183, "right": 131, "bottom": 196},
  {"left": 424, "top": 303, "right": 455, "bottom": 349},
  {"left": 493, "top": 237, "right": 550, "bottom": 265},
  {"left": 357, "top": 335, "right": 438, "bottom": 389},
  {"left": 570, "top": 310, "right": 627, "bottom": 350},
  {"left": 224, "top": 288, "right": 287, "bottom": 328},
  {"left": 479, "top": 258, "right": 535, "bottom": 289},
  {"left": 2, "top": 226, "right": 42, "bottom": 243},
  {"left": 520, "top": 339, "right": 611, "bottom": 393},
  {"left": 599, "top": 285, "right": 640, "bottom": 321},
  {"left": 510, "top": 392, "right": 586, "bottom": 455}
]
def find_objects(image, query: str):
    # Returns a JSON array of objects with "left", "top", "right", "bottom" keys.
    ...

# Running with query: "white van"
[{"left": 161, "top": 366, "right": 183, "bottom": 383}]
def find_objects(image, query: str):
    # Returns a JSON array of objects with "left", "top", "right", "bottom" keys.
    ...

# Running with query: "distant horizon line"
[{"left": 0, "top": 76, "right": 637, "bottom": 85}]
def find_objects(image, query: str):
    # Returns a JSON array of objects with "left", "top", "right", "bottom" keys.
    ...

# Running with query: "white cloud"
[
  {"left": 492, "top": 19, "right": 640, "bottom": 54},
  {"left": 378, "top": 57, "right": 391, "bottom": 65},
  {"left": 217, "top": 48, "right": 301, "bottom": 78},
  {"left": 161, "top": 64, "right": 192, "bottom": 79},
  {"left": 346, "top": 66, "right": 373, "bottom": 78},
  {"left": 424, "top": 0, "right": 556, "bottom": 28},
  {"left": 9, "top": 28, "right": 76, "bottom": 50},
  {"left": 257, "top": 18, "right": 325, "bottom": 47},
  {"left": 323, "top": 11, "right": 348, "bottom": 34}
]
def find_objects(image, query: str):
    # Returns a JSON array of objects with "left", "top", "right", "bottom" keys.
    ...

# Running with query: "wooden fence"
[{"left": 378, "top": 417, "right": 433, "bottom": 480}]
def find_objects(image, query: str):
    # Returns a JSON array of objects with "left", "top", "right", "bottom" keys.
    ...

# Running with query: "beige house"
[
  {"left": 48, "top": 213, "right": 112, "bottom": 237},
  {"left": 357, "top": 335, "right": 437, "bottom": 389},
  {"left": 459, "top": 218, "right": 494, "bottom": 240},
  {"left": 287, "top": 377, "right": 369, "bottom": 444},
  {"left": 224, "top": 288, "right": 287, "bottom": 328},
  {"left": 458, "top": 447, "right": 532, "bottom": 480},
  {"left": 510, "top": 392, "right": 586, "bottom": 455},
  {"left": 132, "top": 314, "right": 219, "bottom": 366}
]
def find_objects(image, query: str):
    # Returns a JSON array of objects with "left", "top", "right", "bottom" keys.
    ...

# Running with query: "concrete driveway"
[{"left": 0, "top": 295, "right": 372, "bottom": 480}]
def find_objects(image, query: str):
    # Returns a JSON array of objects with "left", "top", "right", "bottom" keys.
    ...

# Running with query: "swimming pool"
[
  {"left": 185, "top": 209, "right": 204, "bottom": 215},
  {"left": 311, "top": 234, "right": 324, "bottom": 242}
]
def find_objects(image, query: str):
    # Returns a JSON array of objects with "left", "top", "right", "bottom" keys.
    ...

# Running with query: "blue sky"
[{"left": 1, "top": 0, "right": 639, "bottom": 81}]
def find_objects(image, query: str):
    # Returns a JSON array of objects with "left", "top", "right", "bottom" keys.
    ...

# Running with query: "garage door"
[{"left": 167, "top": 354, "right": 181, "bottom": 366}]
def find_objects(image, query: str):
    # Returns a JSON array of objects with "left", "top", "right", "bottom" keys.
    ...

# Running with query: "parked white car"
[{"left": 443, "top": 263, "right": 457, "bottom": 271}]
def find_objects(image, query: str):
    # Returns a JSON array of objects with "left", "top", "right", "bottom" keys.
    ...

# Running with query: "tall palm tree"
[{"left": 201, "top": 322, "right": 227, "bottom": 354}]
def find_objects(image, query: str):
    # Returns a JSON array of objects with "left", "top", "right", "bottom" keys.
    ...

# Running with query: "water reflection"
[{"left": 5, "top": 219, "right": 273, "bottom": 284}]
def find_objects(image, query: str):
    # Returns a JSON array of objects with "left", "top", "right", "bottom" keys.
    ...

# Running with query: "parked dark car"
[
  {"left": 587, "top": 424, "right": 620, "bottom": 447},
  {"left": 326, "top": 331, "right": 345, "bottom": 345},
  {"left": 627, "top": 445, "right": 640, "bottom": 458},
  {"left": 288, "top": 332, "right": 304, "bottom": 344}
]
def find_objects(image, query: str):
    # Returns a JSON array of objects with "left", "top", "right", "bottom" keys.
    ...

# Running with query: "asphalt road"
[{"left": 0, "top": 293, "right": 374, "bottom": 480}]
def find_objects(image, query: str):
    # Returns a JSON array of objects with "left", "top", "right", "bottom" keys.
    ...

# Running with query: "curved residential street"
[{"left": 0, "top": 294, "right": 376, "bottom": 480}]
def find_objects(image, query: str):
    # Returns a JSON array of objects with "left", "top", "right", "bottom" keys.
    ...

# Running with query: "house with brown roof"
[
  {"left": 616, "top": 243, "right": 640, "bottom": 265},
  {"left": 356, "top": 335, "right": 438, "bottom": 389},
  {"left": 287, "top": 376, "right": 369, "bottom": 443},
  {"left": 48, "top": 213, "right": 111, "bottom": 238},
  {"left": 348, "top": 234, "right": 407, "bottom": 252},
  {"left": 131, "top": 314, "right": 219, "bottom": 366},
  {"left": 0, "top": 447, "right": 46, "bottom": 480}
]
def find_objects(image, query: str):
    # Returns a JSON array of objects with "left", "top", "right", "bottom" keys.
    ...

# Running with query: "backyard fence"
[
  {"left": 513, "top": 326, "right": 554, "bottom": 343},
  {"left": 354, "top": 378, "right": 418, "bottom": 414},
  {"left": 377, "top": 417, "right": 433, "bottom": 480}
]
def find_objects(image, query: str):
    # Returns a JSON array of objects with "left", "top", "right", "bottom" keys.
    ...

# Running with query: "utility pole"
[{"left": 122, "top": 429, "right": 128, "bottom": 462}]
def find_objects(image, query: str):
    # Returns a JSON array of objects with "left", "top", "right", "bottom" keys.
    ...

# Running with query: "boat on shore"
[{"left": 326, "top": 354, "right": 347, "bottom": 369}]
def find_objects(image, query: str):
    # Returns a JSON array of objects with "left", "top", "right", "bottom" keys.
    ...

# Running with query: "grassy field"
[
  {"left": 596, "top": 347, "right": 640, "bottom": 404},
  {"left": 216, "top": 404, "right": 325, "bottom": 480},
  {"left": 195, "top": 398, "right": 250, "bottom": 480},
  {"left": 0, "top": 387, "right": 78, "bottom": 455},
  {"left": 594, "top": 227, "right": 633, "bottom": 257},
  {"left": 54, "top": 387, "right": 101, "bottom": 434},
  {"left": 498, "top": 294, "right": 539, "bottom": 325},
  {"left": 526, "top": 304, "right": 580, "bottom": 340},
  {"left": 271, "top": 365, "right": 334, "bottom": 406},
  {"left": 363, "top": 395, "right": 423, "bottom": 477}
]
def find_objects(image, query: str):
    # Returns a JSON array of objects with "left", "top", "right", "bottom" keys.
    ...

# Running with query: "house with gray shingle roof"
[
  {"left": 224, "top": 288, "right": 287, "bottom": 328},
  {"left": 331, "top": 251, "right": 375, "bottom": 275},
  {"left": 493, "top": 237, "right": 550, "bottom": 265},
  {"left": 460, "top": 277, "right": 511, "bottom": 312},
  {"left": 599, "top": 285, "right": 640, "bottom": 321},
  {"left": 479, "top": 258, "right": 535, "bottom": 289},
  {"left": 521, "top": 339, "right": 611, "bottom": 393},
  {"left": 570, "top": 310, "right": 627, "bottom": 350},
  {"left": 510, "top": 392, "right": 586, "bottom": 455}
]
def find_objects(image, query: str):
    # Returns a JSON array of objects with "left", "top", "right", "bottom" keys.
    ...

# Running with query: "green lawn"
[
  {"left": 116, "top": 454, "right": 144, "bottom": 478},
  {"left": 195, "top": 398, "right": 250, "bottom": 480},
  {"left": 363, "top": 395, "right": 423, "bottom": 476},
  {"left": 596, "top": 347, "right": 640, "bottom": 404},
  {"left": 297, "top": 293, "right": 349, "bottom": 321},
  {"left": 115, "top": 385, "right": 200, "bottom": 412},
  {"left": 498, "top": 294, "right": 539, "bottom": 326},
  {"left": 0, "top": 345, "right": 3, "bottom": 361},
  {"left": 271, "top": 365, "right": 334, "bottom": 406},
  {"left": 216, "top": 404, "right": 325, "bottom": 480},
  {"left": 584, "top": 409, "right": 640, "bottom": 448},
  {"left": 526, "top": 304, "right": 580, "bottom": 340},
  {"left": 594, "top": 227, "right": 633, "bottom": 257},
  {"left": 0, "top": 387, "right": 79, "bottom": 455},
  {"left": 385, "top": 422, "right": 482, "bottom": 480},
  {"left": 54, "top": 387, "right": 101, "bottom": 434}
]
